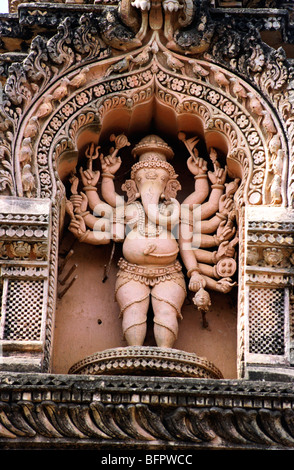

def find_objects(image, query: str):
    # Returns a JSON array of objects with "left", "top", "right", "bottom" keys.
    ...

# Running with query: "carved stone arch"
[
  {"left": 16, "top": 55, "right": 289, "bottom": 208},
  {"left": 6, "top": 55, "right": 291, "bottom": 374}
]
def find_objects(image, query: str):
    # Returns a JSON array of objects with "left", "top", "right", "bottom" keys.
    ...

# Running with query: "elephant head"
[{"left": 122, "top": 135, "right": 181, "bottom": 227}]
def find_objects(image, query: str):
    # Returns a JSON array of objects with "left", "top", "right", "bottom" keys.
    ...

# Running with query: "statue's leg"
[
  {"left": 151, "top": 279, "right": 186, "bottom": 348},
  {"left": 115, "top": 279, "right": 150, "bottom": 346}
]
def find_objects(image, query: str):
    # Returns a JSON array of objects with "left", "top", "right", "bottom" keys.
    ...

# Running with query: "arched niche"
[
  {"left": 52, "top": 104, "right": 240, "bottom": 377},
  {"left": 35, "top": 69, "right": 254, "bottom": 377}
]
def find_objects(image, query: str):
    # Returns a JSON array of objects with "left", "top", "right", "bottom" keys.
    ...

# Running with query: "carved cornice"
[
  {"left": 0, "top": 373, "right": 294, "bottom": 449},
  {"left": 2, "top": 3, "right": 293, "bottom": 43}
]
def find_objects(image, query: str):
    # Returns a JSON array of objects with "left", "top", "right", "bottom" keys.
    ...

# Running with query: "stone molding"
[{"left": 0, "top": 372, "right": 294, "bottom": 449}]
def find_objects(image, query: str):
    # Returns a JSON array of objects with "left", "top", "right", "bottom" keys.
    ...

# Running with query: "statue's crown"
[
  {"left": 132, "top": 134, "right": 174, "bottom": 160},
  {"left": 130, "top": 135, "right": 176, "bottom": 179}
]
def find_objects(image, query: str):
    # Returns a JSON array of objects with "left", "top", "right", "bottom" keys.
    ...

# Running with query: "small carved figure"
[
  {"left": 69, "top": 67, "right": 90, "bottom": 89},
  {"left": 268, "top": 148, "right": 284, "bottom": 205},
  {"left": 19, "top": 138, "right": 33, "bottom": 163},
  {"left": 188, "top": 60, "right": 210, "bottom": 81},
  {"left": 129, "top": 46, "right": 151, "bottom": 69},
  {"left": 229, "top": 77, "right": 247, "bottom": 102},
  {"left": 21, "top": 163, "right": 35, "bottom": 198},
  {"left": 23, "top": 116, "right": 39, "bottom": 139},
  {"left": 261, "top": 110, "right": 276, "bottom": 139},
  {"left": 163, "top": 51, "right": 185, "bottom": 73},
  {"left": 270, "top": 174, "right": 282, "bottom": 205},
  {"left": 52, "top": 77, "right": 70, "bottom": 103},
  {"left": 210, "top": 66, "right": 230, "bottom": 92},
  {"left": 36, "top": 94, "right": 54, "bottom": 119},
  {"left": 10, "top": 241, "right": 31, "bottom": 259},
  {"left": 105, "top": 56, "right": 133, "bottom": 77},
  {"left": 247, "top": 92, "right": 263, "bottom": 117},
  {"left": 269, "top": 134, "right": 281, "bottom": 156},
  {"left": 263, "top": 247, "right": 284, "bottom": 267}
]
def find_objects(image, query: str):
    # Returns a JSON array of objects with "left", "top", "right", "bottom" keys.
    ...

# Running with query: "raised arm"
[
  {"left": 199, "top": 192, "right": 234, "bottom": 233},
  {"left": 79, "top": 167, "right": 102, "bottom": 211},
  {"left": 100, "top": 133, "right": 130, "bottom": 208},
  {"left": 65, "top": 196, "right": 112, "bottom": 245},
  {"left": 100, "top": 149, "right": 127, "bottom": 208},
  {"left": 183, "top": 153, "right": 209, "bottom": 206},
  {"left": 199, "top": 166, "right": 227, "bottom": 220}
]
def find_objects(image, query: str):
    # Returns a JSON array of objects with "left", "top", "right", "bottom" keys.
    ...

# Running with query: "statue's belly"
[{"left": 122, "top": 230, "right": 179, "bottom": 265}]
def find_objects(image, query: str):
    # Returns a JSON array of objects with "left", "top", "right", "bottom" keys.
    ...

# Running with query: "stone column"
[
  {"left": 0, "top": 197, "right": 52, "bottom": 372},
  {"left": 243, "top": 206, "right": 294, "bottom": 380}
]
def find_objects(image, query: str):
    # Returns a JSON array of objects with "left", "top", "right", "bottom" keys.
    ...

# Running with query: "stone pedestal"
[{"left": 68, "top": 346, "right": 223, "bottom": 379}]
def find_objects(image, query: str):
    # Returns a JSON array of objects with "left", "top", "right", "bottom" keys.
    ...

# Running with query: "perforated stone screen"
[
  {"left": 3, "top": 279, "right": 44, "bottom": 341},
  {"left": 249, "top": 287, "right": 285, "bottom": 356}
]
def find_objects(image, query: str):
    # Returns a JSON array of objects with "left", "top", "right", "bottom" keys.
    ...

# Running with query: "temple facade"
[{"left": 0, "top": 0, "right": 294, "bottom": 450}]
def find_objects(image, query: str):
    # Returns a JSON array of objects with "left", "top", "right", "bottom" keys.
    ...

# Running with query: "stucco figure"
[{"left": 66, "top": 133, "right": 239, "bottom": 348}]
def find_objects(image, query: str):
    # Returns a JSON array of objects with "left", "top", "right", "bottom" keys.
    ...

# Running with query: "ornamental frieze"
[{"left": 12, "top": 36, "right": 287, "bottom": 208}]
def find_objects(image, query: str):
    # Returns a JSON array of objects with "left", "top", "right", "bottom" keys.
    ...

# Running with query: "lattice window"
[
  {"left": 3, "top": 279, "right": 44, "bottom": 341},
  {"left": 249, "top": 288, "right": 285, "bottom": 355}
]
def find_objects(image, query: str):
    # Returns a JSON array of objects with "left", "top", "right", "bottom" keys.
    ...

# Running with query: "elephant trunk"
[{"left": 141, "top": 182, "right": 180, "bottom": 228}]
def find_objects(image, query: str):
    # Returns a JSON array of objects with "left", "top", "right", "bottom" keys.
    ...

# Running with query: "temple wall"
[{"left": 1, "top": 0, "right": 294, "bottom": 451}]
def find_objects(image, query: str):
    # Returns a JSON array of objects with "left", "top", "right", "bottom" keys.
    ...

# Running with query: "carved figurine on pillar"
[{"left": 66, "top": 133, "right": 239, "bottom": 377}]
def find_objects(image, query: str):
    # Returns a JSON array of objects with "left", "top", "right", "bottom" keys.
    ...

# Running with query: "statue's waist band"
[{"left": 117, "top": 258, "right": 183, "bottom": 280}]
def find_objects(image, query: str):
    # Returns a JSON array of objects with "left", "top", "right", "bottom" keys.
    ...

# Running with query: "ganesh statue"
[{"left": 65, "top": 133, "right": 239, "bottom": 357}]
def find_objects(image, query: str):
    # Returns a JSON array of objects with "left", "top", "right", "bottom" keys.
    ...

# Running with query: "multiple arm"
[
  {"left": 179, "top": 142, "right": 239, "bottom": 304},
  {"left": 65, "top": 136, "right": 129, "bottom": 245},
  {"left": 64, "top": 135, "right": 239, "bottom": 308}
]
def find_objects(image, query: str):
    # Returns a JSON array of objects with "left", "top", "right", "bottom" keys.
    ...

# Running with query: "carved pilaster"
[
  {"left": 243, "top": 206, "right": 294, "bottom": 380},
  {"left": 0, "top": 197, "right": 52, "bottom": 372}
]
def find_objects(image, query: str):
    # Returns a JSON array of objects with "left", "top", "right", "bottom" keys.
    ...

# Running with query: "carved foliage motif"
[{"left": 1, "top": 14, "right": 111, "bottom": 198}]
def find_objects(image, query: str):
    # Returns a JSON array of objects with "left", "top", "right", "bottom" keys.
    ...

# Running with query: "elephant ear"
[
  {"left": 121, "top": 179, "right": 138, "bottom": 203},
  {"left": 164, "top": 177, "right": 181, "bottom": 200}
]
